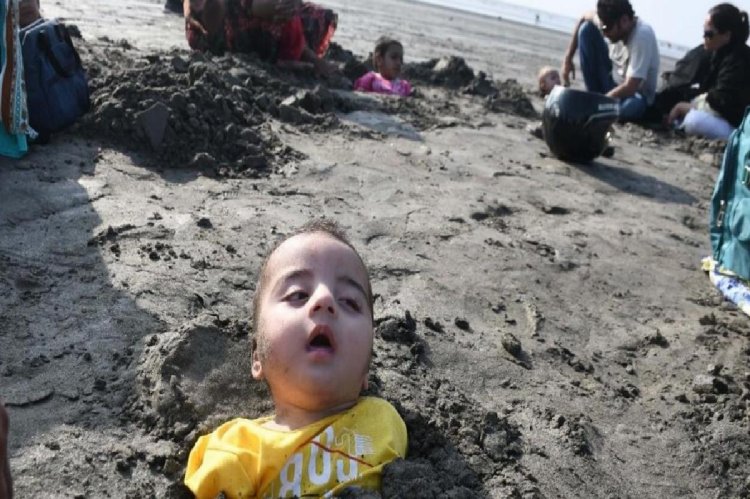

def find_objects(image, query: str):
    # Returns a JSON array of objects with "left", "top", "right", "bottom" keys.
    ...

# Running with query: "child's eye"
[
  {"left": 340, "top": 297, "right": 362, "bottom": 312},
  {"left": 284, "top": 290, "right": 309, "bottom": 302}
]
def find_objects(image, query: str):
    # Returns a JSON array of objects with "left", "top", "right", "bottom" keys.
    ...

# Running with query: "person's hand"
[
  {"left": 186, "top": 16, "right": 209, "bottom": 36},
  {"left": 184, "top": 0, "right": 210, "bottom": 35},
  {"left": 667, "top": 102, "right": 692, "bottom": 125},
  {"left": 0, "top": 401, "right": 11, "bottom": 499},
  {"left": 561, "top": 56, "right": 575, "bottom": 86}
]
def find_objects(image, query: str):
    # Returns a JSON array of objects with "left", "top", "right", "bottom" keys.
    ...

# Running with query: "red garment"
[
  {"left": 185, "top": 0, "right": 336, "bottom": 62},
  {"left": 277, "top": 16, "right": 305, "bottom": 61}
]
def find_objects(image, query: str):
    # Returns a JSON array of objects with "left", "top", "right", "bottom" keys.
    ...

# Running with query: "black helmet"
[{"left": 542, "top": 86, "right": 619, "bottom": 162}]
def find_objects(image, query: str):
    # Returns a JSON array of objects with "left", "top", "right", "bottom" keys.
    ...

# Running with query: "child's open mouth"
[{"left": 307, "top": 325, "right": 335, "bottom": 353}]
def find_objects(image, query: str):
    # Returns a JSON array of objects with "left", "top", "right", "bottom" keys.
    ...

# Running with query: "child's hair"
[
  {"left": 537, "top": 66, "right": 558, "bottom": 95},
  {"left": 251, "top": 219, "right": 374, "bottom": 355},
  {"left": 373, "top": 36, "right": 403, "bottom": 70}
]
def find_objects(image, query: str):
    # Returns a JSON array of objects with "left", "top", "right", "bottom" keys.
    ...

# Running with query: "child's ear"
[
  {"left": 251, "top": 351, "right": 264, "bottom": 380},
  {"left": 251, "top": 339, "right": 264, "bottom": 380}
]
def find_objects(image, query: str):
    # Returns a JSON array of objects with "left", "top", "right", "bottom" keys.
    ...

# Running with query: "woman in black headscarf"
[{"left": 668, "top": 3, "right": 750, "bottom": 139}]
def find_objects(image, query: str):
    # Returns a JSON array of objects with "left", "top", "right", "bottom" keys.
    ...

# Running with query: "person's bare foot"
[{"left": 0, "top": 402, "right": 11, "bottom": 499}]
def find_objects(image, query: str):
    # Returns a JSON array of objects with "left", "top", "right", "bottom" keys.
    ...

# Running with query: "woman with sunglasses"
[{"left": 668, "top": 3, "right": 750, "bottom": 140}]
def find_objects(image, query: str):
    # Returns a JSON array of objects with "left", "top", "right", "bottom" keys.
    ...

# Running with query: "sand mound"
[
  {"left": 676, "top": 135, "right": 727, "bottom": 166},
  {"left": 75, "top": 39, "right": 537, "bottom": 177},
  {"left": 132, "top": 315, "right": 269, "bottom": 437},
  {"left": 405, "top": 56, "right": 537, "bottom": 118},
  {"left": 79, "top": 44, "right": 310, "bottom": 177}
]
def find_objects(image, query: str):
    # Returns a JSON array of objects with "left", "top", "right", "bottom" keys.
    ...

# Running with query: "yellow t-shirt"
[{"left": 185, "top": 397, "right": 407, "bottom": 499}]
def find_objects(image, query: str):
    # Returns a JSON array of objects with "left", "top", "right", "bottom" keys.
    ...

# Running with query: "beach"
[{"left": 1, "top": 1, "right": 747, "bottom": 498}]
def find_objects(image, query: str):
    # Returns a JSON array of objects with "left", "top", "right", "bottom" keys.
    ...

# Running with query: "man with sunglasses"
[{"left": 561, "top": 0, "right": 659, "bottom": 122}]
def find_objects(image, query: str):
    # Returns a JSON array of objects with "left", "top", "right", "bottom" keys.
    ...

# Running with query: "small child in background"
[
  {"left": 538, "top": 66, "right": 561, "bottom": 97},
  {"left": 354, "top": 37, "right": 412, "bottom": 97},
  {"left": 184, "top": 220, "right": 407, "bottom": 499}
]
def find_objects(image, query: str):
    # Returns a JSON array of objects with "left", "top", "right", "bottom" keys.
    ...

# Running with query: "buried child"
[{"left": 185, "top": 220, "right": 407, "bottom": 498}]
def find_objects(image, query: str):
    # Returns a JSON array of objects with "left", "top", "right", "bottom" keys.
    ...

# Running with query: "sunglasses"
[{"left": 703, "top": 29, "right": 716, "bottom": 39}]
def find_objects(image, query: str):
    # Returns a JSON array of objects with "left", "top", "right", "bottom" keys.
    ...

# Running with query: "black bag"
[
  {"left": 649, "top": 44, "right": 712, "bottom": 120},
  {"left": 20, "top": 18, "right": 90, "bottom": 140}
]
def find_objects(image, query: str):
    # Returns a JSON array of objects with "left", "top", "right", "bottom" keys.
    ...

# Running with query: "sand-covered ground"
[{"left": 1, "top": 1, "right": 748, "bottom": 498}]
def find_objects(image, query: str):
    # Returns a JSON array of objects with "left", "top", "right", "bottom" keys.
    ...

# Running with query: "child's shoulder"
[
  {"left": 354, "top": 70, "right": 379, "bottom": 89},
  {"left": 355, "top": 396, "right": 399, "bottom": 412},
  {"left": 346, "top": 398, "right": 407, "bottom": 456},
  {"left": 207, "top": 415, "right": 270, "bottom": 440},
  {"left": 349, "top": 397, "right": 405, "bottom": 429}
]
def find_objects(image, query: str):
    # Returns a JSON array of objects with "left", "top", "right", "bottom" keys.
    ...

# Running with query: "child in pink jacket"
[{"left": 354, "top": 37, "right": 412, "bottom": 97}]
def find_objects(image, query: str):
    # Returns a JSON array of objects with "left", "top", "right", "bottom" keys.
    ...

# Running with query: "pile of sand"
[{"left": 74, "top": 39, "right": 538, "bottom": 179}]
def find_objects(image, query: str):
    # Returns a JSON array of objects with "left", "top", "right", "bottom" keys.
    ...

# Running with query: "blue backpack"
[
  {"left": 710, "top": 107, "right": 750, "bottom": 279},
  {"left": 20, "top": 18, "right": 90, "bottom": 140}
]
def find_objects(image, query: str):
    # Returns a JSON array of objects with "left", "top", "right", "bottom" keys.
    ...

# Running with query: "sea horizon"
[{"left": 415, "top": 0, "right": 691, "bottom": 59}]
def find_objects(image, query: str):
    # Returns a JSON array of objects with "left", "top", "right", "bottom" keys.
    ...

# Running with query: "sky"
[{"left": 505, "top": 0, "right": 750, "bottom": 48}]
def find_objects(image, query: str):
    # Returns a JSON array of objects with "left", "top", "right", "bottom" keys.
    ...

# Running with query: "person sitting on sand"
[
  {"left": 667, "top": 3, "right": 750, "bottom": 140},
  {"left": 184, "top": 220, "right": 407, "bottom": 499},
  {"left": 561, "top": 0, "right": 660, "bottom": 122},
  {"left": 354, "top": 37, "right": 412, "bottom": 97},
  {"left": 537, "top": 66, "right": 561, "bottom": 97},
  {"left": 1, "top": 402, "right": 11, "bottom": 499},
  {"left": 184, "top": 0, "right": 338, "bottom": 76},
  {"left": 645, "top": 44, "right": 712, "bottom": 123}
]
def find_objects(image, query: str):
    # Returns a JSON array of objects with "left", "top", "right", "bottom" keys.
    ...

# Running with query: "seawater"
[{"left": 415, "top": 0, "right": 689, "bottom": 59}]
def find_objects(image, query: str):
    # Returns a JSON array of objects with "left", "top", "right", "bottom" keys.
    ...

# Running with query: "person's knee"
[
  {"left": 617, "top": 96, "right": 647, "bottom": 122},
  {"left": 683, "top": 109, "right": 733, "bottom": 140},
  {"left": 682, "top": 110, "right": 701, "bottom": 135},
  {"left": 578, "top": 20, "right": 599, "bottom": 43}
]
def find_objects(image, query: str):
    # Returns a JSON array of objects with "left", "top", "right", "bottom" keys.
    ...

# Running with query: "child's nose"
[{"left": 309, "top": 287, "right": 336, "bottom": 315}]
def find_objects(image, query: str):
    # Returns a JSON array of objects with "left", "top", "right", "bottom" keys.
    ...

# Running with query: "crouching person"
[{"left": 561, "top": 0, "right": 660, "bottom": 122}]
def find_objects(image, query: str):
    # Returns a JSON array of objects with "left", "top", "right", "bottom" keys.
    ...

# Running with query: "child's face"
[
  {"left": 539, "top": 70, "right": 561, "bottom": 95},
  {"left": 253, "top": 232, "right": 373, "bottom": 413},
  {"left": 377, "top": 44, "right": 404, "bottom": 80}
]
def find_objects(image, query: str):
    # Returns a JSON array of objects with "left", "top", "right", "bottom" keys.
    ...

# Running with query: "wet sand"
[{"left": 1, "top": 1, "right": 747, "bottom": 498}]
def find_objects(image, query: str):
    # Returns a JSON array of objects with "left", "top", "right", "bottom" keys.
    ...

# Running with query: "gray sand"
[{"left": 1, "top": 1, "right": 748, "bottom": 498}]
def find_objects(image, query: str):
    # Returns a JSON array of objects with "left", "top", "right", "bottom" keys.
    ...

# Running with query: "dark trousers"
[{"left": 578, "top": 21, "right": 646, "bottom": 121}]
